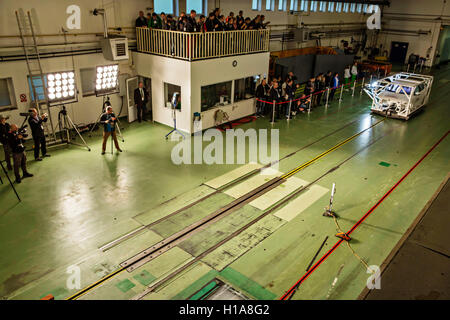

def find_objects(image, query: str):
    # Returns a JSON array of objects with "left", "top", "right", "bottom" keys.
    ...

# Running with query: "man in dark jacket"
[
  {"left": 134, "top": 81, "right": 149, "bottom": 122},
  {"left": 255, "top": 79, "right": 270, "bottom": 116},
  {"left": 269, "top": 82, "right": 282, "bottom": 120},
  {"left": 206, "top": 13, "right": 218, "bottom": 31},
  {"left": 28, "top": 108, "right": 49, "bottom": 161},
  {"left": 284, "top": 79, "right": 295, "bottom": 118},
  {"left": 315, "top": 74, "right": 325, "bottom": 106},
  {"left": 186, "top": 10, "right": 198, "bottom": 32},
  {"left": 135, "top": 11, "right": 148, "bottom": 28},
  {"left": 8, "top": 124, "right": 33, "bottom": 183},
  {"left": 0, "top": 114, "right": 12, "bottom": 170}
]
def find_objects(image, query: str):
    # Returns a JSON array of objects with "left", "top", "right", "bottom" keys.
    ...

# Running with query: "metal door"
[{"left": 126, "top": 77, "right": 138, "bottom": 123}]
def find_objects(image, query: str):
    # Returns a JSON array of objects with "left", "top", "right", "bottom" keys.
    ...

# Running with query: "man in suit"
[
  {"left": 28, "top": 108, "right": 50, "bottom": 161},
  {"left": 134, "top": 81, "right": 149, "bottom": 122}
]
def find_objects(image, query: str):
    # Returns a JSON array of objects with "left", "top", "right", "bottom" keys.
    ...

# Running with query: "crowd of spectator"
[
  {"left": 255, "top": 63, "right": 358, "bottom": 120},
  {"left": 135, "top": 8, "right": 270, "bottom": 32}
]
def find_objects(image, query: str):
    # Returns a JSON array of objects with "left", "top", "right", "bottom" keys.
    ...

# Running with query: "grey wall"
[
  {"left": 276, "top": 54, "right": 355, "bottom": 84},
  {"left": 276, "top": 55, "right": 315, "bottom": 83},
  {"left": 314, "top": 54, "right": 355, "bottom": 78}
]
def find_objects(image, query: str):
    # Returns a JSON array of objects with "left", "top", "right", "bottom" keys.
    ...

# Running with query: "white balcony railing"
[{"left": 136, "top": 27, "right": 270, "bottom": 61}]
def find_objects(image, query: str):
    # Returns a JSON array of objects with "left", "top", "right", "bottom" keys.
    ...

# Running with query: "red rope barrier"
[{"left": 280, "top": 130, "right": 449, "bottom": 300}]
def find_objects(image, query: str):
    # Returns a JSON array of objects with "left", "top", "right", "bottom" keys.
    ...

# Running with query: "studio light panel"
[
  {"left": 95, "top": 64, "right": 119, "bottom": 96},
  {"left": 46, "top": 71, "right": 77, "bottom": 105}
]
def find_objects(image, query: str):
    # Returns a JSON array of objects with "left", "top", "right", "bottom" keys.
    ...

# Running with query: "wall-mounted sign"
[{"left": 20, "top": 94, "right": 27, "bottom": 102}]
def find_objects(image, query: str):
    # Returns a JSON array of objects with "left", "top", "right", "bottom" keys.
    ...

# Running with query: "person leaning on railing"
[
  {"left": 186, "top": 10, "right": 198, "bottom": 32},
  {"left": 206, "top": 13, "right": 218, "bottom": 31},
  {"left": 135, "top": 11, "right": 148, "bottom": 28},
  {"left": 149, "top": 12, "right": 162, "bottom": 29}
]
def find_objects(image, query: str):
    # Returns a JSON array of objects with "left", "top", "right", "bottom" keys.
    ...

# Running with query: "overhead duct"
[{"left": 93, "top": 8, "right": 129, "bottom": 61}]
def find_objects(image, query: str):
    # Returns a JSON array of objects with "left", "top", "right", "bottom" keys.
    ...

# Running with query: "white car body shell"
[{"left": 364, "top": 72, "right": 434, "bottom": 120}]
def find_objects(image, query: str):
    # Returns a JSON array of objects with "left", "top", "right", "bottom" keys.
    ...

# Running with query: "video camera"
[{"left": 18, "top": 125, "right": 29, "bottom": 138}]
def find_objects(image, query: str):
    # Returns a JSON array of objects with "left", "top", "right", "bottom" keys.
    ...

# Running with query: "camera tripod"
[
  {"left": 57, "top": 105, "right": 91, "bottom": 151},
  {"left": 89, "top": 97, "right": 124, "bottom": 143},
  {"left": 0, "top": 160, "right": 21, "bottom": 202}
]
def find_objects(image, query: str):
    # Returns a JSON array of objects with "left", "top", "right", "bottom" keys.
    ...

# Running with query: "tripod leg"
[
  {"left": 115, "top": 123, "right": 124, "bottom": 142},
  {"left": 66, "top": 115, "right": 91, "bottom": 151},
  {"left": 0, "top": 161, "right": 20, "bottom": 202},
  {"left": 89, "top": 112, "right": 104, "bottom": 134}
]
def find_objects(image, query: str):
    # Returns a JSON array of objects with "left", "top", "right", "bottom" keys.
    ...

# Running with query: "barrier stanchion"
[
  {"left": 271, "top": 100, "right": 276, "bottom": 124},
  {"left": 352, "top": 80, "right": 356, "bottom": 97},
  {"left": 407, "top": 64, "right": 410, "bottom": 73},
  {"left": 369, "top": 74, "right": 373, "bottom": 85},
  {"left": 325, "top": 87, "right": 330, "bottom": 107},
  {"left": 308, "top": 98, "right": 312, "bottom": 114},
  {"left": 287, "top": 99, "right": 292, "bottom": 121},
  {"left": 360, "top": 77, "right": 365, "bottom": 96},
  {"left": 339, "top": 84, "right": 343, "bottom": 103}
]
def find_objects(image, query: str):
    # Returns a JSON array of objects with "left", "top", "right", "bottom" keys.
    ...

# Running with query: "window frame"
[
  {"left": 153, "top": 0, "right": 175, "bottom": 14},
  {"left": 201, "top": 81, "right": 233, "bottom": 112},
  {"left": 80, "top": 67, "right": 96, "bottom": 97},
  {"left": 299, "top": 0, "right": 309, "bottom": 12},
  {"left": 0, "top": 77, "right": 17, "bottom": 111},
  {"left": 289, "top": 0, "right": 299, "bottom": 11},
  {"left": 328, "top": 2, "right": 334, "bottom": 12},
  {"left": 252, "top": 0, "right": 262, "bottom": 11},
  {"left": 278, "top": 0, "right": 287, "bottom": 11}
]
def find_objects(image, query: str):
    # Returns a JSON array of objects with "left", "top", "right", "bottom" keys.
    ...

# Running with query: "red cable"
[{"left": 280, "top": 130, "right": 449, "bottom": 300}]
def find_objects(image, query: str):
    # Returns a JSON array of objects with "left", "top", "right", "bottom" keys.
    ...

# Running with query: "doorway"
[{"left": 390, "top": 41, "right": 409, "bottom": 64}]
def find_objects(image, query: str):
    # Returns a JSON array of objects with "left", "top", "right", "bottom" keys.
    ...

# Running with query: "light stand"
[
  {"left": 165, "top": 92, "right": 185, "bottom": 140},
  {"left": 57, "top": 105, "right": 91, "bottom": 151},
  {"left": 0, "top": 160, "right": 21, "bottom": 202}
]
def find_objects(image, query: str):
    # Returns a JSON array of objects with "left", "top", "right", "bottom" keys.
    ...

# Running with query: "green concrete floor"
[{"left": 0, "top": 66, "right": 449, "bottom": 300}]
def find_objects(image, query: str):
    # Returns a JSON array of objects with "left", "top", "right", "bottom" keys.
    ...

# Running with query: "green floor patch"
[
  {"left": 219, "top": 267, "right": 276, "bottom": 300},
  {"left": 189, "top": 280, "right": 218, "bottom": 300},
  {"left": 171, "top": 269, "right": 219, "bottom": 300},
  {"left": 115, "top": 279, "right": 136, "bottom": 293},
  {"left": 379, "top": 161, "right": 391, "bottom": 167},
  {"left": 133, "top": 270, "right": 157, "bottom": 286}
]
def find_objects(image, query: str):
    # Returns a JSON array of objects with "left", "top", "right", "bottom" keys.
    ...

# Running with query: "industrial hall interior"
[{"left": 1, "top": 0, "right": 450, "bottom": 304}]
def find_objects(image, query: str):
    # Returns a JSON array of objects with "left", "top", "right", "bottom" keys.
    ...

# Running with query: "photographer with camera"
[
  {"left": 7, "top": 124, "right": 33, "bottom": 183},
  {"left": 0, "top": 115, "right": 12, "bottom": 171},
  {"left": 100, "top": 106, "right": 122, "bottom": 155},
  {"left": 28, "top": 108, "right": 50, "bottom": 161}
]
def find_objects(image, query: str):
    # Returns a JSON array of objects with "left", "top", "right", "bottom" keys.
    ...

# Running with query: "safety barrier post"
[
  {"left": 360, "top": 77, "right": 365, "bottom": 96},
  {"left": 271, "top": 100, "right": 276, "bottom": 124},
  {"left": 339, "top": 84, "right": 343, "bottom": 103},
  {"left": 369, "top": 74, "right": 373, "bottom": 85},
  {"left": 352, "top": 79, "right": 356, "bottom": 97},
  {"left": 308, "top": 97, "right": 312, "bottom": 114},
  {"left": 325, "top": 87, "right": 330, "bottom": 108},
  {"left": 287, "top": 99, "right": 292, "bottom": 121},
  {"left": 384, "top": 68, "right": 387, "bottom": 77}
]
